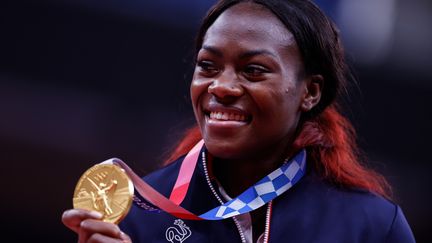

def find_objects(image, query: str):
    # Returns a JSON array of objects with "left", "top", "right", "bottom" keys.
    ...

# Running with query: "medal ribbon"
[
  {"left": 108, "top": 140, "right": 306, "bottom": 220},
  {"left": 169, "top": 139, "right": 204, "bottom": 205}
]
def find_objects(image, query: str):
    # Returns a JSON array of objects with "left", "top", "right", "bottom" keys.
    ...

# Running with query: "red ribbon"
[
  {"left": 169, "top": 140, "right": 204, "bottom": 205},
  {"left": 111, "top": 140, "right": 205, "bottom": 220}
]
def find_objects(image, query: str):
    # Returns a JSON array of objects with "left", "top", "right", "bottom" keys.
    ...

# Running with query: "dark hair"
[{"left": 165, "top": 0, "right": 391, "bottom": 198}]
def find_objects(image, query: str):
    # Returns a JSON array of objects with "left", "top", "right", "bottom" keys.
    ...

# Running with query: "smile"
[{"left": 209, "top": 111, "right": 248, "bottom": 122}]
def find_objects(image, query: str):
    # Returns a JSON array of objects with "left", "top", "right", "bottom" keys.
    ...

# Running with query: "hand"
[{"left": 62, "top": 209, "right": 132, "bottom": 243}]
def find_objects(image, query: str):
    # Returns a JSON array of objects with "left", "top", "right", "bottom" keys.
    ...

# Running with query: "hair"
[{"left": 164, "top": 0, "right": 391, "bottom": 198}]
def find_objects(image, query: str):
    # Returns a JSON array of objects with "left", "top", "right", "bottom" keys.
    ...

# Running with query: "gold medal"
[{"left": 73, "top": 163, "right": 134, "bottom": 224}]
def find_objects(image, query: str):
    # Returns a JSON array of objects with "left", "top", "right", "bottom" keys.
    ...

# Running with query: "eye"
[
  {"left": 243, "top": 64, "right": 270, "bottom": 79},
  {"left": 196, "top": 60, "right": 219, "bottom": 77}
]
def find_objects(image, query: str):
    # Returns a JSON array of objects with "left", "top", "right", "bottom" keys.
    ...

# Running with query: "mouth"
[
  {"left": 203, "top": 106, "right": 252, "bottom": 128},
  {"left": 208, "top": 111, "right": 249, "bottom": 122}
]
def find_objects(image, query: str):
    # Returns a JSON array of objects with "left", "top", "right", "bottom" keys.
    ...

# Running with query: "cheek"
[
  {"left": 251, "top": 83, "right": 295, "bottom": 115},
  {"left": 190, "top": 76, "right": 210, "bottom": 107},
  {"left": 251, "top": 82, "right": 303, "bottom": 129},
  {"left": 275, "top": 80, "right": 305, "bottom": 110}
]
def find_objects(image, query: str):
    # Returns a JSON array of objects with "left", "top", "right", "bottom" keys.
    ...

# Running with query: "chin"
[{"left": 204, "top": 138, "right": 247, "bottom": 160}]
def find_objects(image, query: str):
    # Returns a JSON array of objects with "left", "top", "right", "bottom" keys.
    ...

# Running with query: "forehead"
[{"left": 203, "top": 2, "right": 296, "bottom": 49}]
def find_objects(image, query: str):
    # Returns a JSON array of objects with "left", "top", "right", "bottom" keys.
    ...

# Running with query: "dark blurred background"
[{"left": 0, "top": 0, "right": 430, "bottom": 242}]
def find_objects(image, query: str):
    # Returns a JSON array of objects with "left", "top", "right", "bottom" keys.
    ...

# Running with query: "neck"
[{"left": 212, "top": 148, "right": 292, "bottom": 197}]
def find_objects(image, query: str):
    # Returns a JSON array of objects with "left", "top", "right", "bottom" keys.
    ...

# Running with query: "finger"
[
  {"left": 119, "top": 231, "right": 132, "bottom": 243},
  {"left": 62, "top": 209, "right": 103, "bottom": 233},
  {"left": 87, "top": 233, "right": 128, "bottom": 243},
  {"left": 79, "top": 219, "right": 123, "bottom": 240}
]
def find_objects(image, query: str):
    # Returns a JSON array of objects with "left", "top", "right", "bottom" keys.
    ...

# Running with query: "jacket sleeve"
[{"left": 385, "top": 205, "right": 416, "bottom": 243}]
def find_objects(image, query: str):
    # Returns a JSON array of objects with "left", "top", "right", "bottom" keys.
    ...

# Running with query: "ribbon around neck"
[
  {"left": 169, "top": 140, "right": 204, "bottom": 205},
  {"left": 107, "top": 140, "right": 306, "bottom": 220}
]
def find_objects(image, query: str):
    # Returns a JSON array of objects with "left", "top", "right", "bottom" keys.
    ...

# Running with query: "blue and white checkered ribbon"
[
  {"left": 131, "top": 149, "right": 306, "bottom": 220},
  {"left": 200, "top": 149, "right": 306, "bottom": 220}
]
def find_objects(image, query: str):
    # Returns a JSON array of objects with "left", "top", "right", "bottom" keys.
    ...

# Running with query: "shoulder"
[
  {"left": 145, "top": 155, "right": 186, "bottom": 181},
  {"left": 272, "top": 172, "right": 416, "bottom": 242},
  {"left": 320, "top": 183, "right": 416, "bottom": 242},
  {"left": 140, "top": 155, "right": 186, "bottom": 196},
  {"left": 313, "top": 178, "right": 396, "bottom": 220}
]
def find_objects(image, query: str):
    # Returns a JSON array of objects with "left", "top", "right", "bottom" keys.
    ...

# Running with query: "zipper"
[{"left": 202, "top": 151, "right": 272, "bottom": 243}]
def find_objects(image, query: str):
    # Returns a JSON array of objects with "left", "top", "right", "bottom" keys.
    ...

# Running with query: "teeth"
[{"left": 209, "top": 112, "right": 248, "bottom": 121}]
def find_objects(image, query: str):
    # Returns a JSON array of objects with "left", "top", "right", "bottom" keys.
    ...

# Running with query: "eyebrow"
[
  {"left": 202, "top": 45, "right": 223, "bottom": 57},
  {"left": 201, "top": 45, "right": 276, "bottom": 59},
  {"left": 239, "top": 50, "right": 277, "bottom": 59}
]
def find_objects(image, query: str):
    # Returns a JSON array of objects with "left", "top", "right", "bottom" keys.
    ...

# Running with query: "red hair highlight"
[
  {"left": 163, "top": 106, "right": 391, "bottom": 199},
  {"left": 293, "top": 105, "right": 391, "bottom": 198},
  {"left": 163, "top": 126, "right": 202, "bottom": 164}
]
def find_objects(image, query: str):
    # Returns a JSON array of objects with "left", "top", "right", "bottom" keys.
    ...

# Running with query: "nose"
[{"left": 208, "top": 70, "right": 243, "bottom": 103}]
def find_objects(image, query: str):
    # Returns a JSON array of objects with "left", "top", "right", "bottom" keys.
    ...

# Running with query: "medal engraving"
[{"left": 73, "top": 164, "right": 134, "bottom": 224}]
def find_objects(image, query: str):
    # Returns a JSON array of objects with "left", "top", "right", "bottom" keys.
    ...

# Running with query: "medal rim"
[{"left": 72, "top": 163, "right": 134, "bottom": 224}]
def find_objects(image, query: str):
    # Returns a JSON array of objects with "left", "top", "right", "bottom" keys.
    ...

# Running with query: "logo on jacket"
[{"left": 165, "top": 219, "right": 192, "bottom": 243}]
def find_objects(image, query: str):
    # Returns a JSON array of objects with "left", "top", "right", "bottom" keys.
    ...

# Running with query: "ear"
[{"left": 301, "top": 74, "right": 323, "bottom": 112}]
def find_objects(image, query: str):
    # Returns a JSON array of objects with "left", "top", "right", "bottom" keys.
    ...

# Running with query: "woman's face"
[{"left": 191, "top": 3, "right": 310, "bottom": 160}]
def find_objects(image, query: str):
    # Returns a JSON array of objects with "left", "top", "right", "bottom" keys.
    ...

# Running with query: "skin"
[
  {"left": 191, "top": 3, "right": 322, "bottom": 241},
  {"left": 62, "top": 2, "right": 322, "bottom": 242},
  {"left": 62, "top": 208, "right": 131, "bottom": 243},
  {"left": 191, "top": 2, "right": 322, "bottom": 197}
]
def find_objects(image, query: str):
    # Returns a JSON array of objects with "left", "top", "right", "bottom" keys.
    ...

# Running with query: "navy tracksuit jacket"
[{"left": 120, "top": 151, "right": 415, "bottom": 243}]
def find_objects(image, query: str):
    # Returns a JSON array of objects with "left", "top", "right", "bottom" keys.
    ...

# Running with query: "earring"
[{"left": 302, "top": 101, "right": 312, "bottom": 111}]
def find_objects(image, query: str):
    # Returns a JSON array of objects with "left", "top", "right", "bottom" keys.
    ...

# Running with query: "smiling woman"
[
  {"left": 62, "top": 0, "right": 415, "bottom": 242},
  {"left": 190, "top": 3, "right": 321, "bottom": 195}
]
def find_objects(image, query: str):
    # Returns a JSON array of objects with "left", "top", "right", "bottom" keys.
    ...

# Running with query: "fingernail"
[
  {"left": 89, "top": 211, "right": 103, "bottom": 219},
  {"left": 120, "top": 231, "right": 129, "bottom": 240}
]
